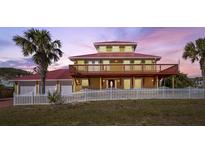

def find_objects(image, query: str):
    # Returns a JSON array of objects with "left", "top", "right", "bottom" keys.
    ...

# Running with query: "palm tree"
[
  {"left": 13, "top": 28, "right": 63, "bottom": 94},
  {"left": 183, "top": 38, "right": 205, "bottom": 88}
]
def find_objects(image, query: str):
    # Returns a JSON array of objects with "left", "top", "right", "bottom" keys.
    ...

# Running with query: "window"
[
  {"left": 145, "top": 60, "right": 153, "bottom": 64},
  {"left": 82, "top": 79, "right": 89, "bottom": 87},
  {"left": 77, "top": 60, "right": 85, "bottom": 71},
  {"left": 77, "top": 60, "right": 84, "bottom": 64},
  {"left": 123, "top": 79, "right": 131, "bottom": 89},
  {"left": 133, "top": 60, "right": 142, "bottom": 71},
  {"left": 134, "top": 60, "right": 141, "bottom": 64},
  {"left": 103, "top": 60, "right": 110, "bottom": 71},
  {"left": 112, "top": 46, "right": 120, "bottom": 52},
  {"left": 145, "top": 60, "right": 154, "bottom": 71},
  {"left": 123, "top": 60, "right": 131, "bottom": 71},
  {"left": 134, "top": 78, "right": 142, "bottom": 89},
  {"left": 125, "top": 46, "right": 133, "bottom": 52},
  {"left": 99, "top": 46, "right": 106, "bottom": 52}
]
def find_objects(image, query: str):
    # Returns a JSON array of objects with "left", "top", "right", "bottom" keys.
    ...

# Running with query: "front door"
[{"left": 108, "top": 80, "right": 115, "bottom": 88}]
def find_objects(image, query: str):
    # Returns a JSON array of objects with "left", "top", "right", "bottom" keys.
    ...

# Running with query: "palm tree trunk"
[
  {"left": 41, "top": 76, "right": 46, "bottom": 94},
  {"left": 40, "top": 68, "right": 47, "bottom": 94}
]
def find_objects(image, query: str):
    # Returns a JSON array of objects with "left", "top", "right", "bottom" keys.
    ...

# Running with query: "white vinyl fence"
[{"left": 13, "top": 88, "right": 205, "bottom": 105}]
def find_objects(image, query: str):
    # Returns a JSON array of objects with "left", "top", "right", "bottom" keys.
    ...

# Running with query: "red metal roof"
[
  {"left": 69, "top": 52, "right": 161, "bottom": 60},
  {"left": 12, "top": 69, "right": 72, "bottom": 81}
]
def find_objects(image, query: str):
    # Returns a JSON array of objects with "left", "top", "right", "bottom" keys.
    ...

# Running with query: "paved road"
[{"left": 0, "top": 98, "right": 13, "bottom": 109}]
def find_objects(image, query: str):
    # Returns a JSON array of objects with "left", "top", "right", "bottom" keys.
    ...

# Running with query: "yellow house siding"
[
  {"left": 36, "top": 81, "right": 40, "bottom": 94},
  {"left": 14, "top": 81, "right": 19, "bottom": 95},
  {"left": 120, "top": 46, "right": 124, "bottom": 52},
  {"left": 56, "top": 81, "right": 61, "bottom": 93},
  {"left": 107, "top": 46, "right": 112, "bottom": 52}
]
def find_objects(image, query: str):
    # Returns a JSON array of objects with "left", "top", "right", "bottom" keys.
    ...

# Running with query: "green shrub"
[
  {"left": 0, "top": 87, "right": 14, "bottom": 98},
  {"left": 47, "top": 91, "right": 63, "bottom": 105}
]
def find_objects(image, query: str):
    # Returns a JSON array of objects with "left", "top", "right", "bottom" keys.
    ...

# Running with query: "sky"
[{"left": 0, "top": 27, "right": 205, "bottom": 77}]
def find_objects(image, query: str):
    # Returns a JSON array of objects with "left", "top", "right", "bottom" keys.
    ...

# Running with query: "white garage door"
[
  {"left": 20, "top": 86, "right": 35, "bottom": 95},
  {"left": 61, "top": 86, "right": 72, "bottom": 95},
  {"left": 45, "top": 86, "right": 56, "bottom": 94}
]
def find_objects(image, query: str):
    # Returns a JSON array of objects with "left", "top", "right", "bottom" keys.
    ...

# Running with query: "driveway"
[{"left": 0, "top": 98, "right": 13, "bottom": 109}]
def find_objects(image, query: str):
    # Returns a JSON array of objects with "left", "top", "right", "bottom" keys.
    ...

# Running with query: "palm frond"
[
  {"left": 183, "top": 42, "right": 198, "bottom": 63},
  {"left": 53, "top": 40, "right": 62, "bottom": 48},
  {"left": 13, "top": 35, "right": 36, "bottom": 56}
]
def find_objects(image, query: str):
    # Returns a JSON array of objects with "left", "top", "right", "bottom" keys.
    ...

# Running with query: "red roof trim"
[
  {"left": 11, "top": 69, "right": 72, "bottom": 81},
  {"left": 69, "top": 52, "right": 161, "bottom": 60}
]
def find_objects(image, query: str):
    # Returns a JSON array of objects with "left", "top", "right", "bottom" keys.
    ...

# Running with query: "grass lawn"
[{"left": 0, "top": 99, "right": 205, "bottom": 126}]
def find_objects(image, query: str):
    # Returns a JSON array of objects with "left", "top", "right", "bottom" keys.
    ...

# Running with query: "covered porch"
[{"left": 72, "top": 75, "right": 176, "bottom": 92}]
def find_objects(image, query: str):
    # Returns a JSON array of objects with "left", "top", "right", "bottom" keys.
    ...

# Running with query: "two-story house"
[
  {"left": 69, "top": 41, "right": 178, "bottom": 91},
  {"left": 12, "top": 41, "right": 178, "bottom": 95}
]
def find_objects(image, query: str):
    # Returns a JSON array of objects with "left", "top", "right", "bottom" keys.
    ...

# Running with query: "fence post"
[
  {"left": 162, "top": 87, "right": 165, "bottom": 99},
  {"left": 109, "top": 89, "right": 112, "bottom": 100},
  {"left": 84, "top": 89, "right": 87, "bottom": 102},
  {"left": 189, "top": 87, "right": 191, "bottom": 99},
  {"left": 13, "top": 93, "right": 15, "bottom": 106},
  {"left": 32, "top": 92, "right": 34, "bottom": 104}
]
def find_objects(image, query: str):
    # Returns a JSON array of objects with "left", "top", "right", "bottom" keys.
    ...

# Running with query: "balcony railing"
[{"left": 69, "top": 64, "right": 178, "bottom": 75}]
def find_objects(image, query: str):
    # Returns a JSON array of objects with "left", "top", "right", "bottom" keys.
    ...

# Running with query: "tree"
[
  {"left": 183, "top": 38, "right": 205, "bottom": 88},
  {"left": 162, "top": 72, "right": 194, "bottom": 88},
  {"left": 13, "top": 28, "right": 63, "bottom": 94}
]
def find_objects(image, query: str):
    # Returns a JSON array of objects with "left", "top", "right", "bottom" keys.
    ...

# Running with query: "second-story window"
[
  {"left": 125, "top": 46, "right": 133, "bottom": 52},
  {"left": 112, "top": 46, "right": 120, "bottom": 52},
  {"left": 88, "top": 60, "right": 100, "bottom": 72},
  {"left": 99, "top": 46, "right": 106, "bottom": 52},
  {"left": 123, "top": 60, "right": 131, "bottom": 71},
  {"left": 134, "top": 60, "right": 141, "bottom": 64}
]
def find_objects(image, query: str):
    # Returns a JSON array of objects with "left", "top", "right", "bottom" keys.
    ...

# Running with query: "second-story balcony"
[{"left": 69, "top": 64, "right": 178, "bottom": 76}]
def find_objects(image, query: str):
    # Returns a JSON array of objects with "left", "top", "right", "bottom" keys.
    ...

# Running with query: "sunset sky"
[{"left": 0, "top": 27, "right": 205, "bottom": 77}]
